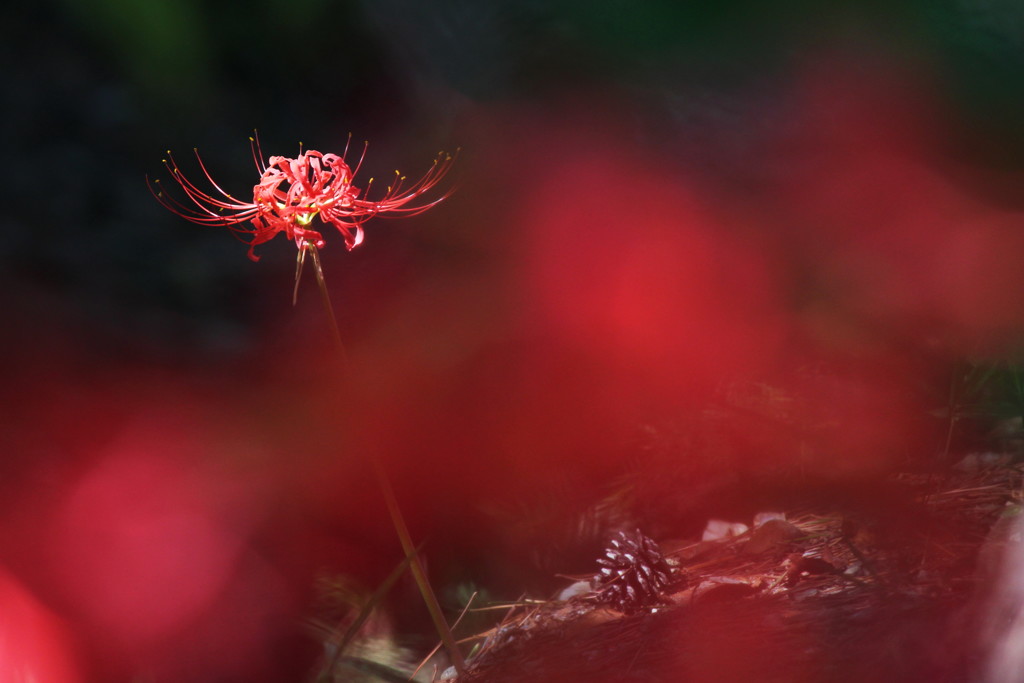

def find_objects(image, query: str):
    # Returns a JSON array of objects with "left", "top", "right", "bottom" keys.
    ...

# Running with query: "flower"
[{"left": 150, "top": 136, "right": 454, "bottom": 261}]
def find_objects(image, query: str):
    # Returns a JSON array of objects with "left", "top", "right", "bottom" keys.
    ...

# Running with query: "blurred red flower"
[{"left": 151, "top": 137, "right": 454, "bottom": 260}]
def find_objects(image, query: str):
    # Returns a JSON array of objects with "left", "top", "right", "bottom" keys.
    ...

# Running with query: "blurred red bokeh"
[
  {"left": 49, "top": 431, "right": 243, "bottom": 648},
  {"left": 773, "top": 57, "right": 1024, "bottom": 352},
  {"left": 523, "top": 130, "right": 787, "bottom": 401},
  {"left": 0, "top": 568, "right": 82, "bottom": 683}
]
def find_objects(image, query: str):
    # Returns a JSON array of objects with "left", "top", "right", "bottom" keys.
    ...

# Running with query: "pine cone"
[{"left": 593, "top": 529, "right": 678, "bottom": 613}]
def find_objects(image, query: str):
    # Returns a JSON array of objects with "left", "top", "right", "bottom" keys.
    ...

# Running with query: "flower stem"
[
  {"left": 303, "top": 243, "right": 349, "bottom": 369},
  {"left": 373, "top": 458, "right": 467, "bottom": 674},
  {"left": 302, "top": 240, "right": 466, "bottom": 675}
]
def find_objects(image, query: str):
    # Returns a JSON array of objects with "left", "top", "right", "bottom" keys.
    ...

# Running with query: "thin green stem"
[
  {"left": 294, "top": 241, "right": 308, "bottom": 307},
  {"left": 301, "top": 240, "right": 465, "bottom": 676},
  {"left": 373, "top": 458, "right": 467, "bottom": 674},
  {"left": 303, "top": 243, "right": 349, "bottom": 368}
]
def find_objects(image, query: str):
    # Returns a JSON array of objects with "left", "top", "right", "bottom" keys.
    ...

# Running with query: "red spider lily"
[{"left": 150, "top": 136, "right": 454, "bottom": 261}]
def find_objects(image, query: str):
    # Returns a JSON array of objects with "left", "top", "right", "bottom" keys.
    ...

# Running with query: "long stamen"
[
  {"left": 350, "top": 140, "right": 369, "bottom": 182},
  {"left": 342, "top": 132, "right": 353, "bottom": 161},
  {"left": 149, "top": 168, "right": 256, "bottom": 225},
  {"left": 250, "top": 132, "right": 268, "bottom": 175},
  {"left": 190, "top": 148, "right": 253, "bottom": 205},
  {"left": 159, "top": 151, "right": 258, "bottom": 221}
]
